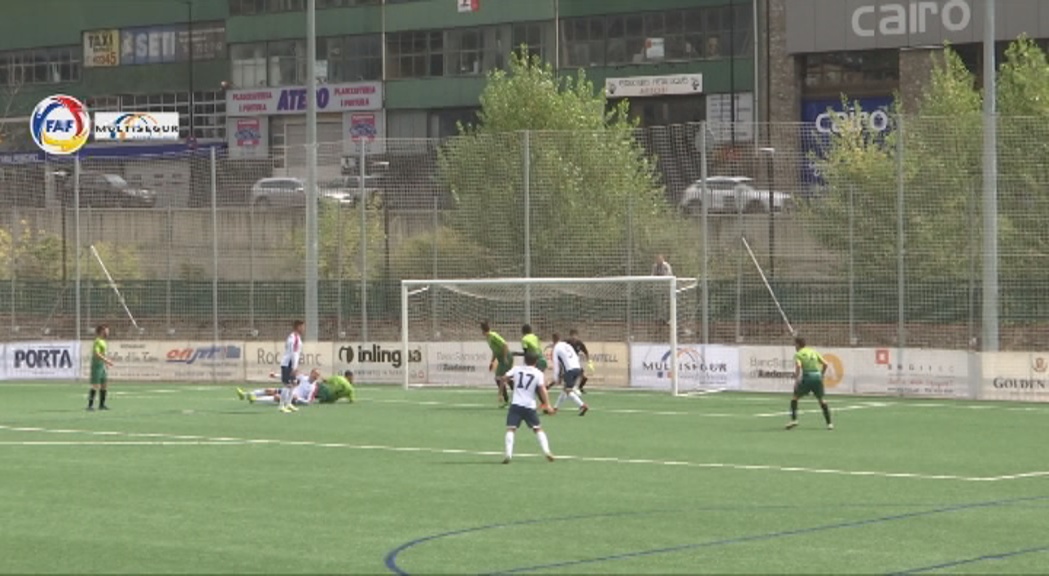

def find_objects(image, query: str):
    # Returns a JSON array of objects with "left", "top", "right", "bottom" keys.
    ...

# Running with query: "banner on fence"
[
  {"left": 81, "top": 340, "right": 172, "bottom": 381},
  {"left": 629, "top": 344, "right": 741, "bottom": 391},
  {"left": 335, "top": 341, "right": 425, "bottom": 385},
  {"left": 243, "top": 341, "right": 333, "bottom": 382},
  {"left": 852, "top": 348, "right": 971, "bottom": 398},
  {"left": 981, "top": 352, "right": 1049, "bottom": 403},
  {"left": 7, "top": 341, "right": 80, "bottom": 380},
  {"left": 739, "top": 346, "right": 854, "bottom": 394},
  {"left": 424, "top": 341, "right": 492, "bottom": 386},
  {"left": 540, "top": 341, "right": 629, "bottom": 389},
  {"left": 161, "top": 342, "right": 245, "bottom": 382}
]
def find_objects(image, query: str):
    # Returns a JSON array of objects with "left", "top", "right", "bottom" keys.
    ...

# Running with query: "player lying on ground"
[
  {"left": 236, "top": 370, "right": 356, "bottom": 406},
  {"left": 549, "top": 333, "right": 589, "bottom": 416},
  {"left": 499, "top": 351, "right": 556, "bottom": 464},
  {"left": 514, "top": 324, "right": 548, "bottom": 372},
  {"left": 482, "top": 320, "right": 514, "bottom": 407},
  {"left": 787, "top": 336, "right": 834, "bottom": 431},
  {"left": 566, "top": 328, "right": 594, "bottom": 394},
  {"left": 237, "top": 368, "right": 319, "bottom": 408}
]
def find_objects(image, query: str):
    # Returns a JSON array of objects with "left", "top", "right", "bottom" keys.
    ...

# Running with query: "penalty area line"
[{"left": 0, "top": 423, "right": 1015, "bottom": 483}]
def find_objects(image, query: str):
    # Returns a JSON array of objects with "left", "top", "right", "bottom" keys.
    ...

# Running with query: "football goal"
[{"left": 400, "top": 276, "right": 704, "bottom": 395}]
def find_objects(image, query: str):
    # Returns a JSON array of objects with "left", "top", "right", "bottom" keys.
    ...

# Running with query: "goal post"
[{"left": 400, "top": 276, "right": 700, "bottom": 395}]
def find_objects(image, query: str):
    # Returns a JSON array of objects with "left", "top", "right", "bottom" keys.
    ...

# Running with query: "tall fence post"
[
  {"left": 249, "top": 200, "right": 256, "bottom": 336},
  {"left": 700, "top": 122, "right": 710, "bottom": 347},
  {"left": 359, "top": 142, "right": 368, "bottom": 341},
  {"left": 626, "top": 193, "right": 634, "bottom": 341},
  {"left": 336, "top": 203, "right": 345, "bottom": 337},
  {"left": 211, "top": 147, "right": 219, "bottom": 379},
  {"left": 8, "top": 206, "right": 16, "bottom": 337},
  {"left": 848, "top": 184, "right": 856, "bottom": 345},
  {"left": 431, "top": 193, "right": 439, "bottom": 339},
  {"left": 165, "top": 202, "right": 173, "bottom": 336},
  {"left": 523, "top": 130, "right": 531, "bottom": 323},
  {"left": 74, "top": 156, "right": 82, "bottom": 348},
  {"left": 896, "top": 115, "right": 906, "bottom": 355}
]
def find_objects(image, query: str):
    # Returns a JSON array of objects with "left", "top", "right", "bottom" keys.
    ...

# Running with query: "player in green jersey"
[
  {"left": 787, "top": 336, "right": 833, "bottom": 430},
  {"left": 517, "top": 324, "right": 548, "bottom": 371},
  {"left": 482, "top": 320, "right": 513, "bottom": 407},
  {"left": 313, "top": 370, "right": 357, "bottom": 404},
  {"left": 87, "top": 324, "right": 114, "bottom": 411}
]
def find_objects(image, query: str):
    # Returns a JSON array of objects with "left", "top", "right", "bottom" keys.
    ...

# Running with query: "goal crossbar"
[{"left": 400, "top": 276, "right": 692, "bottom": 393}]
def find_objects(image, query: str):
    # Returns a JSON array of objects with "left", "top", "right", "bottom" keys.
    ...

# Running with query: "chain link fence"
[{"left": 0, "top": 118, "right": 1043, "bottom": 350}]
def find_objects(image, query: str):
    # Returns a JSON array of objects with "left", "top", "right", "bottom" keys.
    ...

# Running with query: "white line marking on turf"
[
  {"left": 0, "top": 423, "right": 1035, "bottom": 483},
  {"left": 753, "top": 402, "right": 891, "bottom": 418}
]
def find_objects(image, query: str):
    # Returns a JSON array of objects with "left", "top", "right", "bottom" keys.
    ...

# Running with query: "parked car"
[
  {"left": 317, "top": 175, "right": 383, "bottom": 205},
  {"left": 62, "top": 172, "right": 157, "bottom": 208},
  {"left": 678, "top": 176, "right": 792, "bottom": 215},
  {"left": 250, "top": 177, "right": 356, "bottom": 208}
]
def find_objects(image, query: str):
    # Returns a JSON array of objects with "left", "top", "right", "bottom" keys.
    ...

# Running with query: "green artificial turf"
[{"left": 1, "top": 383, "right": 1047, "bottom": 574}]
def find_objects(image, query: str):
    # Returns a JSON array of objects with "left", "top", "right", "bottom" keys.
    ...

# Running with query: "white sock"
[
  {"left": 279, "top": 387, "right": 291, "bottom": 407},
  {"left": 554, "top": 390, "right": 566, "bottom": 409},
  {"left": 254, "top": 396, "right": 277, "bottom": 404},
  {"left": 568, "top": 390, "right": 585, "bottom": 408},
  {"left": 252, "top": 389, "right": 267, "bottom": 396},
  {"left": 504, "top": 431, "right": 515, "bottom": 459},
  {"left": 536, "top": 430, "right": 551, "bottom": 455}
]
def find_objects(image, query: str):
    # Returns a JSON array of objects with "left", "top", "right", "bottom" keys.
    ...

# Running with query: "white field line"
[
  {"left": 752, "top": 402, "right": 892, "bottom": 418},
  {"left": 0, "top": 423, "right": 1035, "bottom": 483}
]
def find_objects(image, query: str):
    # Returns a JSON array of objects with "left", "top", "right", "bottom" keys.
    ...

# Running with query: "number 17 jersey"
[{"left": 506, "top": 365, "right": 546, "bottom": 410}]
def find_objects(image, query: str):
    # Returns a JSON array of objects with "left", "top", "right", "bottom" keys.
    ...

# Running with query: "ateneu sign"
[
  {"left": 226, "top": 82, "right": 382, "bottom": 116},
  {"left": 786, "top": 0, "right": 1049, "bottom": 53}
]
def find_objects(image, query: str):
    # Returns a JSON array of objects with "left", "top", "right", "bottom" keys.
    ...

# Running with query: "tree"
[
  {"left": 0, "top": 219, "right": 143, "bottom": 281},
  {"left": 290, "top": 200, "right": 385, "bottom": 280},
  {"left": 0, "top": 74, "right": 27, "bottom": 151},
  {"left": 803, "top": 39, "right": 1049, "bottom": 288},
  {"left": 432, "top": 50, "right": 702, "bottom": 280}
]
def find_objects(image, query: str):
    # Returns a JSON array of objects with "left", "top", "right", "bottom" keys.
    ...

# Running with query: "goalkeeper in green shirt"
[
  {"left": 787, "top": 336, "right": 833, "bottom": 431},
  {"left": 482, "top": 320, "right": 513, "bottom": 407},
  {"left": 87, "top": 324, "right": 114, "bottom": 411},
  {"left": 517, "top": 324, "right": 548, "bottom": 372},
  {"left": 312, "top": 370, "right": 356, "bottom": 404}
]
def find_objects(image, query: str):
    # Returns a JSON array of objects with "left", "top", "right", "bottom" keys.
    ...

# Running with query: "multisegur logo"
[{"left": 29, "top": 95, "right": 91, "bottom": 155}]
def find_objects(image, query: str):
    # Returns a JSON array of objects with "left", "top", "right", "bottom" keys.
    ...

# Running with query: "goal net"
[{"left": 400, "top": 276, "right": 706, "bottom": 395}]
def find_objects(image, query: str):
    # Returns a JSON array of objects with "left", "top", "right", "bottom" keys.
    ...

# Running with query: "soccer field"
[{"left": 1, "top": 383, "right": 1047, "bottom": 574}]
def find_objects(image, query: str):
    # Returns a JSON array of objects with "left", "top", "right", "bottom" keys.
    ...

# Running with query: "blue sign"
[
  {"left": 800, "top": 96, "right": 894, "bottom": 185},
  {"left": 0, "top": 142, "right": 227, "bottom": 165}
]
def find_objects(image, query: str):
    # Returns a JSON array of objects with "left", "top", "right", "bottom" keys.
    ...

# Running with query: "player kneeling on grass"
[
  {"left": 237, "top": 369, "right": 319, "bottom": 408},
  {"left": 549, "top": 333, "right": 589, "bottom": 416},
  {"left": 787, "top": 336, "right": 833, "bottom": 431},
  {"left": 500, "top": 352, "right": 555, "bottom": 464}
]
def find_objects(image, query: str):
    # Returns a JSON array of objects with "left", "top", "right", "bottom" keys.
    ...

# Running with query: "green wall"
[
  {"left": 0, "top": 0, "right": 227, "bottom": 51},
  {"left": 386, "top": 58, "right": 754, "bottom": 110}
]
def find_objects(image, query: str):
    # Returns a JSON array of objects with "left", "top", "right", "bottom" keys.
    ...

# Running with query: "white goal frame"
[{"left": 400, "top": 275, "right": 682, "bottom": 393}]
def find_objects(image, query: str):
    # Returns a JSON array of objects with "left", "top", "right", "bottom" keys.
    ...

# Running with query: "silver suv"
[
  {"left": 250, "top": 177, "right": 355, "bottom": 209},
  {"left": 678, "top": 176, "right": 792, "bottom": 215}
]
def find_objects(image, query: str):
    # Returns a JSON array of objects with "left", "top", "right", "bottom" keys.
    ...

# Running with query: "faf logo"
[
  {"left": 1033, "top": 356, "right": 1048, "bottom": 374},
  {"left": 30, "top": 95, "right": 91, "bottom": 155},
  {"left": 93, "top": 112, "right": 180, "bottom": 141}
]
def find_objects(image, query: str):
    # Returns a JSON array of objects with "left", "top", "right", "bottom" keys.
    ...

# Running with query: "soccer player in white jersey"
[
  {"left": 237, "top": 369, "right": 319, "bottom": 406},
  {"left": 550, "top": 333, "right": 589, "bottom": 416},
  {"left": 278, "top": 320, "right": 305, "bottom": 413},
  {"left": 500, "top": 352, "right": 555, "bottom": 464}
]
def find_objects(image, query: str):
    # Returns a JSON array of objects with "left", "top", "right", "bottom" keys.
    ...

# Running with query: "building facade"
[{"left": 0, "top": 0, "right": 757, "bottom": 154}]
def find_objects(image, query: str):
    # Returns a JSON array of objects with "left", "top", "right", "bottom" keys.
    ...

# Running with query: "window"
[
  {"left": 231, "top": 43, "right": 267, "bottom": 87},
  {"left": 319, "top": 34, "right": 381, "bottom": 82},
  {"left": 268, "top": 40, "right": 307, "bottom": 86},
  {"left": 446, "top": 28, "right": 483, "bottom": 75},
  {"left": 511, "top": 22, "right": 549, "bottom": 62},
  {"left": 386, "top": 31, "right": 443, "bottom": 79},
  {"left": 802, "top": 50, "right": 899, "bottom": 94},
  {"left": 563, "top": 3, "right": 753, "bottom": 68},
  {"left": 88, "top": 91, "right": 227, "bottom": 141},
  {"left": 0, "top": 46, "right": 80, "bottom": 85},
  {"left": 266, "top": 0, "right": 304, "bottom": 11},
  {"left": 229, "top": 0, "right": 264, "bottom": 15},
  {"left": 317, "top": 0, "right": 380, "bottom": 7}
]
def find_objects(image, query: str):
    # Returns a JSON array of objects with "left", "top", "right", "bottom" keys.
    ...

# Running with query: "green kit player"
[
  {"left": 314, "top": 370, "right": 356, "bottom": 404},
  {"left": 787, "top": 336, "right": 833, "bottom": 430},
  {"left": 482, "top": 320, "right": 513, "bottom": 407},
  {"left": 87, "top": 324, "right": 114, "bottom": 411},
  {"left": 518, "top": 324, "right": 548, "bottom": 371}
]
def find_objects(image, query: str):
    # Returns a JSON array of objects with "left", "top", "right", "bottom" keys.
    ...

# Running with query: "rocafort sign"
[{"left": 851, "top": 0, "right": 971, "bottom": 38}]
